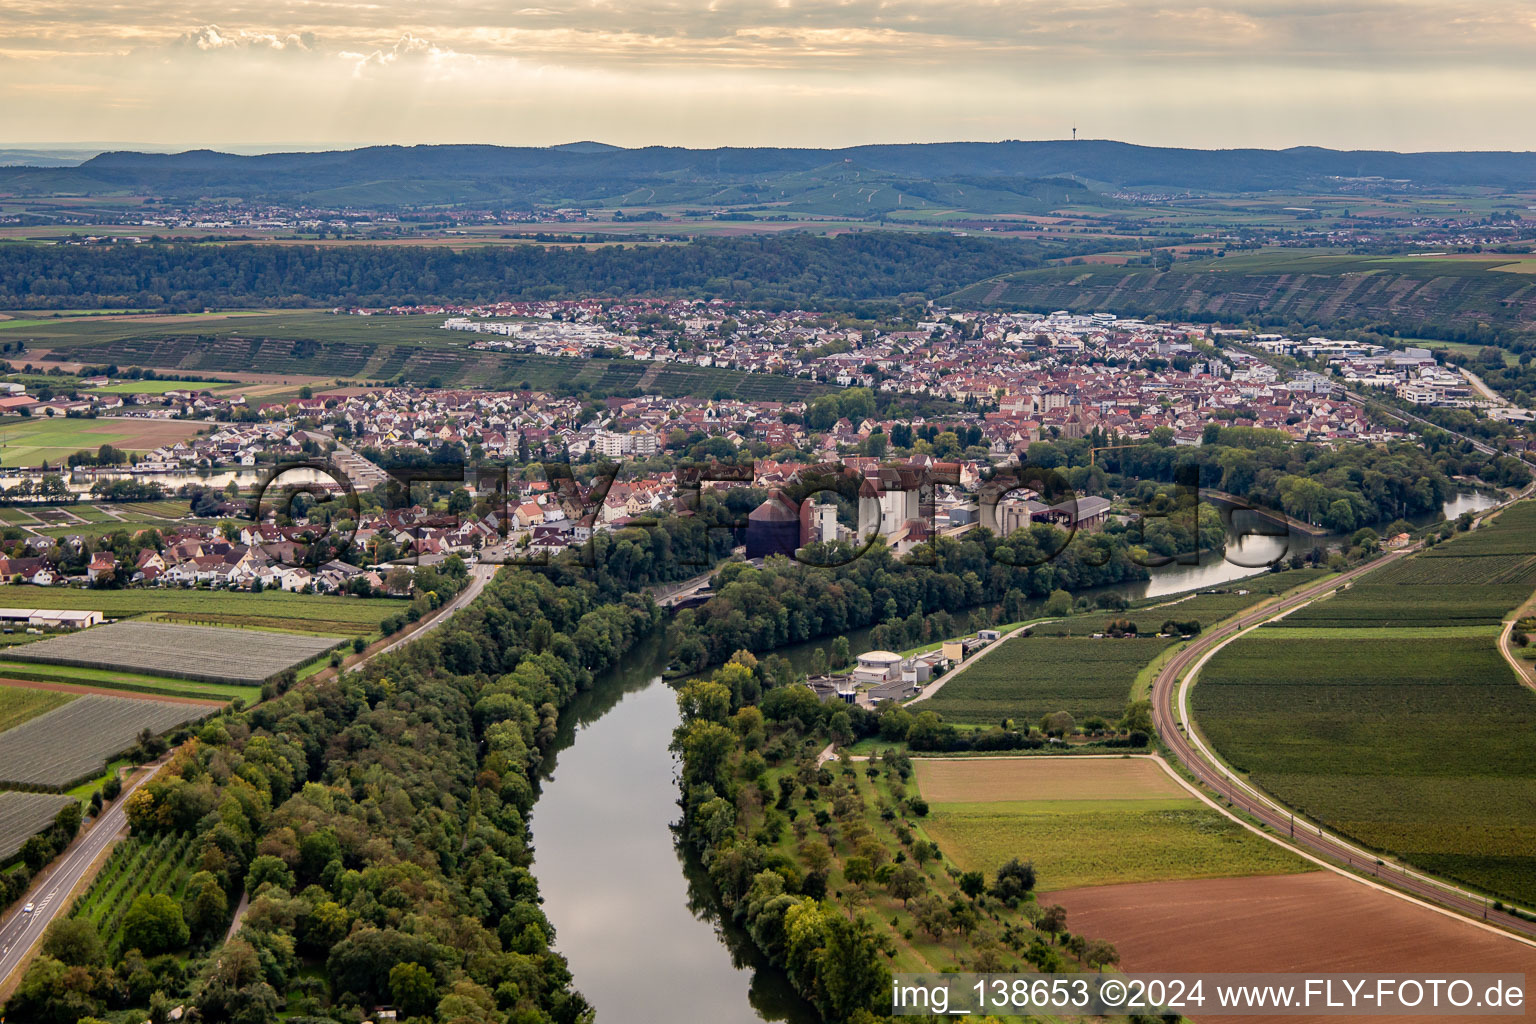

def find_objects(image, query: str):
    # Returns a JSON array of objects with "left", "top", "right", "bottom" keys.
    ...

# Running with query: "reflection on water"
[{"left": 531, "top": 637, "right": 817, "bottom": 1024}]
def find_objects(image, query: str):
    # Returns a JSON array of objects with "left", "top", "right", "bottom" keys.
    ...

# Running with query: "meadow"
[
  {"left": 0, "top": 415, "right": 205, "bottom": 467},
  {"left": 1195, "top": 500, "right": 1536, "bottom": 905},
  {"left": 915, "top": 758, "right": 1311, "bottom": 892}
]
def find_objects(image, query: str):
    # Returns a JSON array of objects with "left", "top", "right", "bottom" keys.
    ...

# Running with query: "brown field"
[
  {"left": 1053, "top": 872, "right": 1536, "bottom": 1024},
  {"left": 914, "top": 755, "right": 1183, "bottom": 804}
]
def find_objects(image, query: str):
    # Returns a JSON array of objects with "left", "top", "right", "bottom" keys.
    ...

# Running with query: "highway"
[
  {"left": 0, "top": 758, "right": 163, "bottom": 984},
  {"left": 0, "top": 559, "right": 501, "bottom": 988},
  {"left": 1151, "top": 535, "right": 1536, "bottom": 941}
]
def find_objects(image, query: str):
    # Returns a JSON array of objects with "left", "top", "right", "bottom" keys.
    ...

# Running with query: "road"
[
  {"left": 0, "top": 559, "right": 501, "bottom": 988},
  {"left": 1151, "top": 539, "right": 1536, "bottom": 940},
  {"left": 0, "top": 760, "right": 162, "bottom": 984},
  {"left": 354, "top": 561, "right": 497, "bottom": 666}
]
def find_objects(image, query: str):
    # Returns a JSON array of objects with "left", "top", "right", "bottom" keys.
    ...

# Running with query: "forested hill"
[
  {"left": 0, "top": 233, "right": 1044, "bottom": 310},
  {"left": 9, "top": 140, "right": 1536, "bottom": 200}
]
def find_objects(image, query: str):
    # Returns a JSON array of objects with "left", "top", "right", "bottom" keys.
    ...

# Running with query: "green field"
[
  {"left": 925, "top": 569, "right": 1329, "bottom": 725},
  {"left": 0, "top": 685, "right": 75, "bottom": 731},
  {"left": 1196, "top": 501, "right": 1536, "bottom": 905},
  {"left": 0, "top": 660, "right": 258, "bottom": 702},
  {"left": 923, "top": 797, "right": 1314, "bottom": 891},
  {"left": 0, "top": 586, "right": 403, "bottom": 635},
  {"left": 0, "top": 415, "right": 205, "bottom": 467},
  {"left": 88, "top": 379, "right": 235, "bottom": 394}
]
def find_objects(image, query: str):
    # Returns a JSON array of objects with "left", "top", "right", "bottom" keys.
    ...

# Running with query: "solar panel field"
[
  {"left": 5, "top": 620, "right": 342, "bottom": 685},
  {"left": 0, "top": 694, "right": 211, "bottom": 788}
]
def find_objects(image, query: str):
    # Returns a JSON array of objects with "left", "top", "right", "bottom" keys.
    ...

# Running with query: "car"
[{"left": 22, "top": 902, "right": 34, "bottom": 914}]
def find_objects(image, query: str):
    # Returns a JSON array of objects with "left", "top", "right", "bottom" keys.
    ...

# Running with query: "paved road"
[
  {"left": 0, "top": 560, "right": 501, "bottom": 987},
  {"left": 1152, "top": 540, "right": 1536, "bottom": 940},
  {"left": 354, "top": 561, "right": 497, "bottom": 666},
  {"left": 0, "top": 761, "right": 162, "bottom": 983}
]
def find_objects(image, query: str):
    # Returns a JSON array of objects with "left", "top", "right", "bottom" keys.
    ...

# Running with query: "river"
[
  {"left": 530, "top": 637, "right": 820, "bottom": 1024},
  {"left": 526, "top": 488, "right": 1502, "bottom": 1023}
]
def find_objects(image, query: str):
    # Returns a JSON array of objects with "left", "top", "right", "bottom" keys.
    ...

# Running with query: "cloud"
[
  {"left": 177, "top": 26, "right": 315, "bottom": 52},
  {"left": 1, "top": 0, "right": 1536, "bottom": 148}
]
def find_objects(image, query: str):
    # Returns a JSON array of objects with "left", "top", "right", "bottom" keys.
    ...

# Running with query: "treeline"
[
  {"left": 673, "top": 658, "right": 1117, "bottom": 1022},
  {"left": 6, "top": 568, "right": 661, "bottom": 1024},
  {"left": 0, "top": 234, "right": 1042, "bottom": 311},
  {"left": 666, "top": 526, "right": 1149, "bottom": 673},
  {"left": 1035, "top": 431, "right": 1516, "bottom": 532}
]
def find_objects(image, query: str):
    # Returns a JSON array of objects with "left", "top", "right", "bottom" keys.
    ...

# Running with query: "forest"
[
  {"left": 0, "top": 234, "right": 1043, "bottom": 311},
  {"left": 5, "top": 568, "right": 661, "bottom": 1024},
  {"left": 665, "top": 524, "right": 1150, "bottom": 673}
]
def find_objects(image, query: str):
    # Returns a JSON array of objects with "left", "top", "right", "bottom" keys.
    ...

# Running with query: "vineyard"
[
  {"left": 1196, "top": 499, "right": 1536, "bottom": 905},
  {"left": 6, "top": 620, "right": 342, "bottom": 685},
  {"left": 70, "top": 832, "right": 197, "bottom": 954},
  {"left": 0, "top": 791, "right": 73, "bottom": 860},
  {"left": 0, "top": 694, "right": 210, "bottom": 788}
]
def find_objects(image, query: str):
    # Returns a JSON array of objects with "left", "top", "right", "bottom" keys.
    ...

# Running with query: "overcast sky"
[{"left": 4, "top": 0, "right": 1536, "bottom": 151}]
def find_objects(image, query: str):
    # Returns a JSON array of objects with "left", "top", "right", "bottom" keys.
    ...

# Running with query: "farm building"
[{"left": 0, "top": 607, "right": 103, "bottom": 629}]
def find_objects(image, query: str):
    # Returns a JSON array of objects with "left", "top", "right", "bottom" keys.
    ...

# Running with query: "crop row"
[
  {"left": 74, "top": 832, "right": 196, "bottom": 951},
  {"left": 0, "top": 792, "right": 73, "bottom": 861},
  {"left": 927, "top": 637, "right": 1169, "bottom": 725},
  {"left": 0, "top": 695, "right": 211, "bottom": 788},
  {"left": 7, "top": 620, "right": 341, "bottom": 685}
]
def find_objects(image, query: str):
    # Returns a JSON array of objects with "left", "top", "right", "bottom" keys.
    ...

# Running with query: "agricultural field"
[
  {"left": 0, "top": 660, "right": 257, "bottom": 701},
  {"left": 70, "top": 831, "right": 198, "bottom": 955},
  {"left": 0, "top": 683, "right": 75, "bottom": 731},
  {"left": 927, "top": 636, "right": 1165, "bottom": 725},
  {"left": 0, "top": 694, "right": 210, "bottom": 787},
  {"left": 6, "top": 619, "right": 341, "bottom": 685},
  {"left": 0, "top": 791, "right": 73, "bottom": 860},
  {"left": 1053, "top": 872, "right": 1536, "bottom": 1012},
  {"left": 109, "top": 499, "right": 192, "bottom": 519},
  {"left": 926, "top": 570, "right": 1328, "bottom": 725},
  {"left": 0, "top": 586, "right": 401, "bottom": 635},
  {"left": 1195, "top": 500, "right": 1536, "bottom": 905},
  {"left": 0, "top": 415, "right": 206, "bottom": 468},
  {"left": 916, "top": 757, "right": 1312, "bottom": 892},
  {"left": 88, "top": 379, "right": 236, "bottom": 394}
]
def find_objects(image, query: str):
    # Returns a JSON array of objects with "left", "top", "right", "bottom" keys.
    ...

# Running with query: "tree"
[
  {"left": 41, "top": 917, "right": 104, "bottom": 967},
  {"left": 1086, "top": 938, "right": 1120, "bottom": 972},
  {"left": 184, "top": 870, "right": 230, "bottom": 940},
  {"left": 818, "top": 914, "right": 890, "bottom": 1019},
  {"left": 390, "top": 961, "right": 439, "bottom": 1018},
  {"left": 1040, "top": 904, "right": 1068, "bottom": 943},
  {"left": 958, "top": 870, "right": 985, "bottom": 899},
  {"left": 831, "top": 635, "right": 852, "bottom": 669},
  {"left": 1044, "top": 588, "right": 1073, "bottom": 617},
  {"left": 1040, "top": 710, "right": 1076, "bottom": 737},
  {"left": 886, "top": 863, "right": 926, "bottom": 906},
  {"left": 911, "top": 839, "right": 940, "bottom": 869},
  {"left": 121, "top": 892, "right": 190, "bottom": 955},
  {"left": 990, "top": 858, "right": 1036, "bottom": 903}
]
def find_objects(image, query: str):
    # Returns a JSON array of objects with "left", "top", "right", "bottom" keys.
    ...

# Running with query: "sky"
[{"left": 4, "top": 0, "right": 1536, "bottom": 152}]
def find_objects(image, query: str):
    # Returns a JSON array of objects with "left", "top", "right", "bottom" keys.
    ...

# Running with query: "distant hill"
[
  {"left": 3, "top": 140, "right": 1536, "bottom": 206},
  {"left": 951, "top": 253, "right": 1536, "bottom": 338}
]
